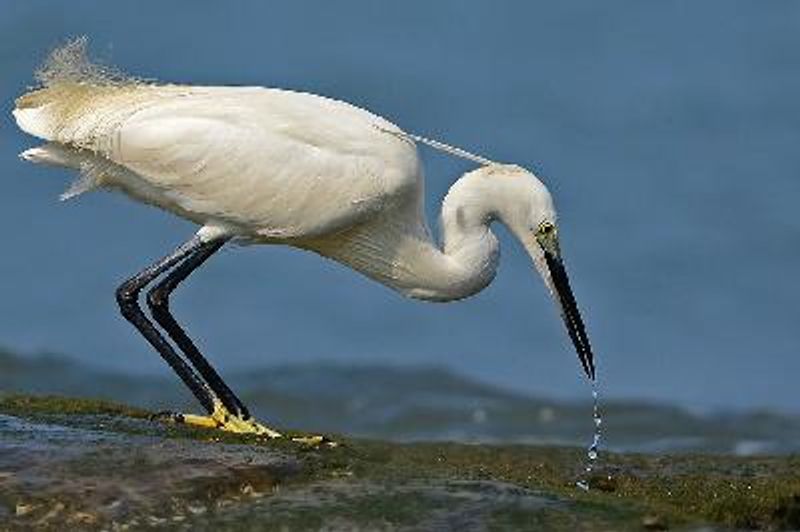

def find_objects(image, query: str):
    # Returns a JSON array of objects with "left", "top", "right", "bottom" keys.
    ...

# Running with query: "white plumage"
[
  {"left": 12, "top": 39, "right": 595, "bottom": 437},
  {"left": 14, "top": 62, "right": 551, "bottom": 301},
  {"left": 17, "top": 84, "right": 416, "bottom": 237}
]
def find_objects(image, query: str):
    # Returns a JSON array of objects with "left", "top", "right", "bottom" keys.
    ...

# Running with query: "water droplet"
[{"left": 577, "top": 380, "right": 603, "bottom": 491}]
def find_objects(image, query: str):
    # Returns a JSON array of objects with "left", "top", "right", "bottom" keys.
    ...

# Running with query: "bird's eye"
[{"left": 537, "top": 221, "right": 555, "bottom": 236}]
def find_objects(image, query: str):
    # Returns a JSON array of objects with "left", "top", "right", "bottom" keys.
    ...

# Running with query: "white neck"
[{"left": 305, "top": 168, "right": 523, "bottom": 302}]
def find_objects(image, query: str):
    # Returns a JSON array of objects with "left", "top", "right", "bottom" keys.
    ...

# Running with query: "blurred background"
[{"left": 1, "top": 2, "right": 798, "bottom": 452}]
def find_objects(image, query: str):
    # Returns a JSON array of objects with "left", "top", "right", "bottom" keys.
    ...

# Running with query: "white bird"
[{"left": 12, "top": 39, "right": 595, "bottom": 440}]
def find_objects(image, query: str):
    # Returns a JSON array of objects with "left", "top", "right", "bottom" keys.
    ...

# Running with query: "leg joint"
[
  {"left": 116, "top": 281, "right": 141, "bottom": 315},
  {"left": 115, "top": 283, "right": 137, "bottom": 306},
  {"left": 146, "top": 284, "right": 170, "bottom": 315}
]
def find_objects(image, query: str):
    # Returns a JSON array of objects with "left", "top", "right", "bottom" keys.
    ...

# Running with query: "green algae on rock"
[
  {"left": 1, "top": 394, "right": 799, "bottom": 530},
  {"left": 0, "top": 393, "right": 149, "bottom": 419}
]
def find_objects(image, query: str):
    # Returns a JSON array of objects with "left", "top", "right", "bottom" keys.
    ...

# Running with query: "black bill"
[{"left": 542, "top": 249, "right": 595, "bottom": 380}]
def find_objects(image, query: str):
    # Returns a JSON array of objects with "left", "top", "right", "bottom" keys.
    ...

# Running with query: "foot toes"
[
  {"left": 149, "top": 407, "right": 286, "bottom": 439},
  {"left": 149, "top": 411, "right": 185, "bottom": 424},
  {"left": 291, "top": 435, "right": 339, "bottom": 448}
]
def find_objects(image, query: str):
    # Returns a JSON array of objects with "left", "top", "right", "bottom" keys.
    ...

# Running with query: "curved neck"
[
  {"left": 402, "top": 213, "right": 500, "bottom": 302},
  {"left": 305, "top": 170, "right": 507, "bottom": 302}
]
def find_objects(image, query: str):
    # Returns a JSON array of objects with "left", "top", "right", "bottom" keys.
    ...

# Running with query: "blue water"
[{"left": 0, "top": 2, "right": 798, "bottom": 413}]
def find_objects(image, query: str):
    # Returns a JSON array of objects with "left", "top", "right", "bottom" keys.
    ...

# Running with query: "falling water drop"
[{"left": 576, "top": 381, "right": 603, "bottom": 491}]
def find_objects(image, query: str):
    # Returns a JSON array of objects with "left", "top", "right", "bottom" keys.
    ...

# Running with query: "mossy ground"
[{"left": 1, "top": 394, "right": 799, "bottom": 530}]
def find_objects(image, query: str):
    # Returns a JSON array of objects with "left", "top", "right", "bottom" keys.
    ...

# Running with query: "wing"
[
  {"left": 112, "top": 87, "right": 423, "bottom": 238},
  {"left": 17, "top": 84, "right": 422, "bottom": 239}
]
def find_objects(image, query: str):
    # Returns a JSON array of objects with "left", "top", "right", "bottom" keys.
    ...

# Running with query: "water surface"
[
  {"left": 0, "top": 2, "right": 798, "bottom": 413},
  {"left": 3, "top": 350, "right": 799, "bottom": 455}
]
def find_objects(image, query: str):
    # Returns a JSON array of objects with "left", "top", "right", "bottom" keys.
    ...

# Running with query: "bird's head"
[{"left": 468, "top": 164, "right": 596, "bottom": 380}]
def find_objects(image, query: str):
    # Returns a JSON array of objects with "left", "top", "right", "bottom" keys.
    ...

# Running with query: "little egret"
[{"left": 12, "top": 39, "right": 595, "bottom": 439}]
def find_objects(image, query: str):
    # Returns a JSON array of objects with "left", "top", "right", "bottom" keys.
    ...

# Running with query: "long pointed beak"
[{"left": 538, "top": 235, "right": 596, "bottom": 381}]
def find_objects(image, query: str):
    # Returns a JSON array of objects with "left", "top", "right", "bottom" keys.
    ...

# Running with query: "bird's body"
[
  {"left": 16, "top": 82, "right": 509, "bottom": 301},
  {"left": 13, "top": 40, "right": 595, "bottom": 439},
  {"left": 16, "top": 83, "right": 415, "bottom": 237}
]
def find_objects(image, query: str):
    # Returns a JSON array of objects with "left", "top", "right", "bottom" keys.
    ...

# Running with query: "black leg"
[
  {"left": 116, "top": 236, "right": 215, "bottom": 414},
  {"left": 145, "top": 238, "right": 252, "bottom": 419}
]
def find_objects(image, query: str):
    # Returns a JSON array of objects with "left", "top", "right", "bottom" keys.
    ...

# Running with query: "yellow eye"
[{"left": 537, "top": 221, "right": 555, "bottom": 236}]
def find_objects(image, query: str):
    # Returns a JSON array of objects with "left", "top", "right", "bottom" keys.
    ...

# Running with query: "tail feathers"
[
  {"left": 19, "top": 143, "right": 76, "bottom": 167},
  {"left": 13, "top": 37, "right": 144, "bottom": 146},
  {"left": 12, "top": 99, "right": 58, "bottom": 141},
  {"left": 13, "top": 82, "right": 126, "bottom": 146},
  {"left": 19, "top": 142, "right": 101, "bottom": 201},
  {"left": 15, "top": 38, "right": 142, "bottom": 202},
  {"left": 59, "top": 173, "right": 98, "bottom": 201}
]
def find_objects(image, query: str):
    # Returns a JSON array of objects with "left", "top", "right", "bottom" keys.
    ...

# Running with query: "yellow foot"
[
  {"left": 290, "top": 434, "right": 339, "bottom": 448},
  {"left": 153, "top": 400, "right": 282, "bottom": 438},
  {"left": 151, "top": 401, "right": 337, "bottom": 447}
]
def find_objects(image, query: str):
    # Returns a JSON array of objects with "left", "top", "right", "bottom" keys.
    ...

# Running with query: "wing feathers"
[{"left": 15, "top": 79, "right": 420, "bottom": 238}]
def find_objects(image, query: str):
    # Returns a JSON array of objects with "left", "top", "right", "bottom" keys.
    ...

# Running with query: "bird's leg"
[
  {"left": 145, "top": 238, "right": 282, "bottom": 438},
  {"left": 117, "top": 234, "right": 333, "bottom": 446},
  {"left": 115, "top": 234, "right": 280, "bottom": 438},
  {"left": 116, "top": 236, "right": 217, "bottom": 415}
]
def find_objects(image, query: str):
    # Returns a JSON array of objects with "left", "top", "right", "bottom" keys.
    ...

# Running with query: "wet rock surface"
[
  {"left": 4, "top": 351, "right": 800, "bottom": 455},
  {"left": 1, "top": 395, "right": 799, "bottom": 530},
  {"left": 0, "top": 410, "right": 299, "bottom": 529},
  {"left": 0, "top": 402, "right": 561, "bottom": 531}
]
